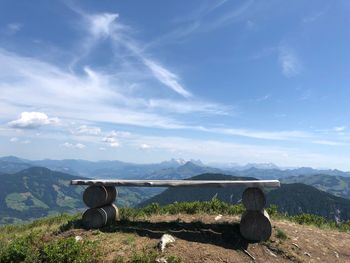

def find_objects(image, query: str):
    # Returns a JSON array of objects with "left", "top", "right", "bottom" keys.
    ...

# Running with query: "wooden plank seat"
[{"left": 71, "top": 179, "right": 280, "bottom": 242}]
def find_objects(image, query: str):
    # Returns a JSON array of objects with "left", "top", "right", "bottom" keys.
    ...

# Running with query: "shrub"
[
  {"left": 0, "top": 234, "right": 98, "bottom": 263},
  {"left": 291, "top": 214, "right": 328, "bottom": 227},
  {"left": 40, "top": 237, "right": 98, "bottom": 263},
  {"left": 129, "top": 250, "right": 159, "bottom": 263},
  {"left": 275, "top": 228, "right": 287, "bottom": 240},
  {"left": 0, "top": 232, "right": 39, "bottom": 263}
]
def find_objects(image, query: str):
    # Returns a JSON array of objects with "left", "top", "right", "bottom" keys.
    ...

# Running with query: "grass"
[
  {"left": 119, "top": 198, "right": 245, "bottom": 221},
  {"left": 1, "top": 199, "right": 350, "bottom": 262},
  {"left": 113, "top": 251, "right": 182, "bottom": 263},
  {"left": 0, "top": 232, "right": 99, "bottom": 263},
  {"left": 275, "top": 228, "right": 287, "bottom": 240}
]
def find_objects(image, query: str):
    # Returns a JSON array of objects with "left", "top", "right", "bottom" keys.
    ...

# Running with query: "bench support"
[
  {"left": 239, "top": 187, "right": 272, "bottom": 241},
  {"left": 81, "top": 185, "right": 119, "bottom": 228}
]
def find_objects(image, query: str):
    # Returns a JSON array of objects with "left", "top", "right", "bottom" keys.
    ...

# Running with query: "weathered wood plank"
[{"left": 71, "top": 179, "right": 280, "bottom": 188}]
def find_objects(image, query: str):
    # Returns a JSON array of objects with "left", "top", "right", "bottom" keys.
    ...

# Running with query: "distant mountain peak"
[
  {"left": 0, "top": 156, "right": 27, "bottom": 163},
  {"left": 243, "top": 163, "right": 279, "bottom": 170}
]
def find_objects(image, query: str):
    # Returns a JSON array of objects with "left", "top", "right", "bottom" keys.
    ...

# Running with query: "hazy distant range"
[{"left": 1, "top": 155, "right": 350, "bottom": 180}]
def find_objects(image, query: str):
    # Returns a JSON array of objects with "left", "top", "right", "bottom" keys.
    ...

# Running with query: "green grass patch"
[
  {"left": 113, "top": 250, "right": 182, "bottom": 263},
  {"left": 0, "top": 232, "right": 99, "bottom": 263},
  {"left": 119, "top": 197, "right": 245, "bottom": 221},
  {"left": 275, "top": 228, "right": 287, "bottom": 240}
]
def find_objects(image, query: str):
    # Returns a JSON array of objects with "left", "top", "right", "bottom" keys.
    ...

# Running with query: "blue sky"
[{"left": 1, "top": 0, "right": 350, "bottom": 169}]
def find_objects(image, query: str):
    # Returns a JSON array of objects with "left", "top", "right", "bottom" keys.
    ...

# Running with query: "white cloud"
[
  {"left": 8, "top": 112, "right": 59, "bottom": 129},
  {"left": 108, "top": 130, "right": 131, "bottom": 138},
  {"left": 148, "top": 99, "right": 229, "bottom": 115},
  {"left": 102, "top": 136, "right": 120, "bottom": 148},
  {"left": 10, "top": 137, "right": 18, "bottom": 142},
  {"left": 139, "top": 143, "right": 151, "bottom": 150},
  {"left": 142, "top": 59, "right": 191, "bottom": 98},
  {"left": 21, "top": 139, "right": 31, "bottom": 144},
  {"left": 334, "top": 126, "right": 346, "bottom": 132},
  {"left": 7, "top": 23, "right": 22, "bottom": 35},
  {"left": 81, "top": 11, "right": 193, "bottom": 98},
  {"left": 89, "top": 13, "right": 119, "bottom": 38},
  {"left": 312, "top": 140, "right": 345, "bottom": 146},
  {"left": 62, "top": 142, "right": 86, "bottom": 149},
  {"left": 199, "top": 127, "right": 310, "bottom": 141},
  {"left": 76, "top": 125, "right": 101, "bottom": 135},
  {"left": 109, "top": 142, "right": 120, "bottom": 147},
  {"left": 278, "top": 47, "right": 302, "bottom": 77}
]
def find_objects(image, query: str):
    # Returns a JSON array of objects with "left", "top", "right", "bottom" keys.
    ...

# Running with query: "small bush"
[
  {"left": 0, "top": 232, "right": 40, "bottom": 263},
  {"left": 275, "top": 228, "right": 287, "bottom": 240},
  {"left": 267, "top": 205, "right": 278, "bottom": 217},
  {"left": 291, "top": 214, "right": 328, "bottom": 227},
  {"left": 0, "top": 234, "right": 98, "bottom": 263},
  {"left": 40, "top": 237, "right": 97, "bottom": 263},
  {"left": 130, "top": 250, "right": 159, "bottom": 263},
  {"left": 167, "top": 255, "right": 182, "bottom": 263}
]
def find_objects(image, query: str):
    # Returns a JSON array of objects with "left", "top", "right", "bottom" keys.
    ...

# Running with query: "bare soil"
[{"left": 61, "top": 214, "right": 350, "bottom": 262}]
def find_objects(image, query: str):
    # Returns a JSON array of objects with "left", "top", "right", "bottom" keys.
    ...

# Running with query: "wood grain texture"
[
  {"left": 82, "top": 204, "right": 119, "bottom": 229},
  {"left": 242, "top": 187, "right": 266, "bottom": 211},
  {"left": 240, "top": 209, "right": 272, "bottom": 241},
  {"left": 71, "top": 179, "right": 280, "bottom": 188},
  {"left": 83, "top": 185, "right": 117, "bottom": 208}
]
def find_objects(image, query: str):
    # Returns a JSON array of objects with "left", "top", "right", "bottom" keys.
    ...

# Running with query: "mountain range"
[
  {"left": 2, "top": 156, "right": 350, "bottom": 224},
  {"left": 2, "top": 156, "right": 350, "bottom": 180},
  {"left": 141, "top": 173, "right": 350, "bottom": 222}
]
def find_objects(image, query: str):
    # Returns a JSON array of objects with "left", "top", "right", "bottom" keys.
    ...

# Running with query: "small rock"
[
  {"left": 334, "top": 251, "right": 339, "bottom": 258},
  {"left": 215, "top": 214, "right": 223, "bottom": 221},
  {"left": 264, "top": 247, "right": 277, "bottom": 257},
  {"left": 292, "top": 243, "right": 300, "bottom": 249},
  {"left": 156, "top": 258, "right": 167, "bottom": 263},
  {"left": 158, "top": 234, "right": 175, "bottom": 252},
  {"left": 75, "top": 235, "right": 83, "bottom": 242},
  {"left": 304, "top": 252, "right": 311, "bottom": 257}
]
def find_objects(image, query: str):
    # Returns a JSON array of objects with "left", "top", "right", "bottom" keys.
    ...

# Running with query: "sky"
[{"left": 1, "top": 0, "right": 350, "bottom": 169}]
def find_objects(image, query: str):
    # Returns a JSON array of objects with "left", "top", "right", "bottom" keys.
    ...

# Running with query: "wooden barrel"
[
  {"left": 82, "top": 204, "right": 119, "bottom": 229},
  {"left": 240, "top": 210, "right": 272, "bottom": 242},
  {"left": 242, "top": 187, "right": 266, "bottom": 211},
  {"left": 83, "top": 185, "right": 117, "bottom": 208}
]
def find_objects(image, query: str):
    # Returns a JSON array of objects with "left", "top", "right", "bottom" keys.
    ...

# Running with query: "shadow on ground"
[
  {"left": 60, "top": 218, "right": 251, "bottom": 250},
  {"left": 103, "top": 220, "right": 249, "bottom": 250}
]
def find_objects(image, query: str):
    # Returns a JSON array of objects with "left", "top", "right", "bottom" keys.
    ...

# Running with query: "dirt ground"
[{"left": 63, "top": 214, "right": 350, "bottom": 263}]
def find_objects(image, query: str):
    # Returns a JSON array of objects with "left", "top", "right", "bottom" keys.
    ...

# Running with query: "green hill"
[
  {"left": 0, "top": 167, "right": 155, "bottom": 225},
  {"left": 281, "top": 174, "right": 350, "bottom": 199},
  {"left": 0, "top": 167, "right": 86, "bottom": 224},
  {"left": 141, "top": 173, "right": 350, "bottom": 222}
]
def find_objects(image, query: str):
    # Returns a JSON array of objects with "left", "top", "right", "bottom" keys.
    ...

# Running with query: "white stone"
[{"left": 158, "top": 234, "right": 175, "bottom": 252}]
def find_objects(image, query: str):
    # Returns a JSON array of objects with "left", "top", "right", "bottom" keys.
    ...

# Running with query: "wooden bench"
[{"left": 71, "top": 179, "right": 280, "bottom": 242}]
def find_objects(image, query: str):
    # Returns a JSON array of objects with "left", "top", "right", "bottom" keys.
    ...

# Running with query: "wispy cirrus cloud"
[
  {"left": 198, "top": 126, "right": 311, "bottom": 141},
  {"left": 278, "top": 46, "right": 302, "bottom": 77},
  {"left": 6, "top": 23, "right": 22, "bottom": 35},
  {"left": 78, "top": 11, "right": 192, "bottom": 98},
  {"left": 312, "top": 140, "right": 346, "bottom": 146},
  {"left": 147, "top": 0, "right": 255, "bottom": 48},
  {"left": 302, "top": 10, "right": 326, "bottom": 23}
]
